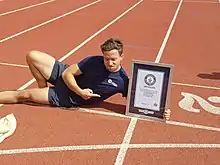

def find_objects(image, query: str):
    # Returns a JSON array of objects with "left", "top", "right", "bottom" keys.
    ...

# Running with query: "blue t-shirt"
[{"left": 69, "top": 56, "right": 129, "bottom": 105}]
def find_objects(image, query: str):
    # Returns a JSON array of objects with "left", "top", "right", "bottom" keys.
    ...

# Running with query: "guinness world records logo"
[{"left": 144, "top": 74, "right": 156, "bottom": 86}]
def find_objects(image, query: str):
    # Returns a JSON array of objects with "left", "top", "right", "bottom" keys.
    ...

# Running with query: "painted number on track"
[{"left": 179, "top": 92, "right": 220, "bottom": 115}]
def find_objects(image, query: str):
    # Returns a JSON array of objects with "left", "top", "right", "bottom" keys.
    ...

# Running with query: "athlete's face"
[{"left": 103, "top": 49, "right": 123, "bottom": 72}]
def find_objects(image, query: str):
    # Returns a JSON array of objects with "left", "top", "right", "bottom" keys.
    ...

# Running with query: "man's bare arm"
[
  {"left": 62, "top": 64, "right": 83, "bottom": 96},
  {"left": 62, "top": 64, "right": 100, "bottom": 99}
]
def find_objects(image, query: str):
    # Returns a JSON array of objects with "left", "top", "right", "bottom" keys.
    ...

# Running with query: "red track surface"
[{"left": 0, "top": 0, "right": 219, "bottom": 164}]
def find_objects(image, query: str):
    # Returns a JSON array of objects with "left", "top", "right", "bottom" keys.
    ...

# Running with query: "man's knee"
[{"left": 26, "top": 50, "right": 42, "bottom": 63}]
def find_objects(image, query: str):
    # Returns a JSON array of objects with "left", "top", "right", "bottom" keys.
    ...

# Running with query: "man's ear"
[{"left": 120, "top": 53, "right": 124, "bottom": 59}]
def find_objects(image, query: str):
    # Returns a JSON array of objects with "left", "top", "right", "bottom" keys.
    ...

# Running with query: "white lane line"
[
  {"left": 166, "top": 120, "right": 220, "bottom": 132},
  {"left": 114, "top": 118, "right": 137, "bottom": 164},
  {"left": 0, "top": 0, "right": 102, "bottom": 43},
  {"left": 155, "top": 0, "right": 183, "bottom": 63},
  {"left": 79, "top": 108, "right": 220, "bottom": 132},
  {"left": 0, "top": 0, "right": 56, "bottom": 17},
  {"left": 0, "top": 144, "right": 121, "bottom": 155},
  {"left": 154, "top": 0, "right": 219, "bottom": 4},
  {"left": 130, "top": 143, "right": 220, "bottom": 148},
  {"left": 115, "top": 0, "right": 183, "bottom": 165},
  {"left": 0, "top": 62, "right": 28, "bottom": 68},
  {"left": 78, "top": 108, "right": 128, "bottom": 118},
  {"left": 172, "top": 82, "right": 220, "bottom": 90},
  {"left": 0, "top": 143, "right": 219, "bottom": 155}
]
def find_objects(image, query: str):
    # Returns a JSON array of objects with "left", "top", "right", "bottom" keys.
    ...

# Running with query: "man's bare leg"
[
  {"left": 26, "top": 50, "right": 56, "bottom": 88},
  {"left": 0, "top": 88, "right": 50, "bottom": 105}
]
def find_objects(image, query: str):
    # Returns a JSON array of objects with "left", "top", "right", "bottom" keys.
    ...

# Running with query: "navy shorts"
[{"left": 47, "top": 60, "right": 73, "bottom": 108}]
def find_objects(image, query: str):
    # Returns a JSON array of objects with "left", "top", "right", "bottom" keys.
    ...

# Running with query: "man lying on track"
[{"left": 0, "top": 38, "right": 171, "bottom": 120}]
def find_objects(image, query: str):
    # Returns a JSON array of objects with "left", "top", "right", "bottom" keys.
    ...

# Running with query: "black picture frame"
[{"left": 125, "top": 60, "right": 174, "bottom": 121}]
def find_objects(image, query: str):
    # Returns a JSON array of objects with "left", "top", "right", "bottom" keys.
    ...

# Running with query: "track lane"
[
  {"left": 0, "top": 0, "right": 180, "bottom": 164},
  {"left": 131, "top": 120, "right": 220, "bottom": 144},
  {"left": 1, "top": 149, "right": 118, "bottom": 165},
  {"left": 142, "top": 1, "right": 220, "bottom": 164},
  {"left": 0, "top": 0, "right": 100, "bottom": 39},
  {"left": 0, "top": 0, "right": 141, "bottom": 64},
  {"left": 0, "top": 104, "right": 130, "bottom": 149},
  {"left": 0, "top": 65, "right": 31, "bottom": 90},
  {"left": 158, "top": 1, "right": 220, "bottom": 127},
  {"left": 161, "top": 2, "right": 220, "bottom": 87},
  {"left": 124, "top": 148, "right": 219, "bottom": 165}
]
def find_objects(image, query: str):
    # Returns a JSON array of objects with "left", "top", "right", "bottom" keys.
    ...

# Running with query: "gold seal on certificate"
[{"left": 126, "top": 60, "right": 173, "bottom": 121}]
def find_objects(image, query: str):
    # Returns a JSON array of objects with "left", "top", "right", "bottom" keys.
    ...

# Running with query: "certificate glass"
[
  {"left": 134, "top": 69, "right": 164, "bottom": 111},
  {"left": 125, "top": 60, "right": 173, "bottom": 121}
]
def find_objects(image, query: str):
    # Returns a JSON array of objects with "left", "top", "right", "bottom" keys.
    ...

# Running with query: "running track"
[{"left": 0, "top": 0, "right": 219, "bottom": 164}]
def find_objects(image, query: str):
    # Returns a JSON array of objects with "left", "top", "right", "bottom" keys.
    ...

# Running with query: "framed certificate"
[{"left": 125, "top": 60, "right": 173, "bottom": 121}]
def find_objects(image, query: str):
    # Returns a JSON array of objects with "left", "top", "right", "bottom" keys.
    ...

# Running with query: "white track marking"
[
  {"left": 0, "top": 0, "right": 56, "bottom": 17},
  {"left": 1, "top": 61, "right": 220, "bottom": 90},
  {"left": 0, "top": 62, "right": 28, "bottom": 68},
  {"left": 131, "top": 143, "right": 220, "bottom": 148},
  {"left": 79, "top": 108, "right": 129, "bottom": 118},
  {"left": 79, "top": 108, "right": 220, "bottom": 132},
  {"left": 0, "top": 143, "right": 219, "bottom": 155},
  {"left": 1, "top": 94, "right": 219, "bottom": 132},
  {"left": 172, "top": 82, "right": 220, "bottom": 90},
  {"left": 115, "top": 1, "right": 183, "bottom": 165},
  {"left": 17, "top": 79, "right": 36, "bottom": 91},
  {"left": 0, "top": 144, "right": 121, "bottom": 155},
  {"left": 155, "top": 0, "right": 183, "bottom": 63},
  {"left": 166, "top": 120, "right": 220, "bottom": 132},
  {"left": 154, "top": 0, "right": 219, "bottom": 4},
  {"left": 114, "top": 118, "right": 137, "bottom": 164},
  {"left": 0, "top": 0, "right": 102, "bottom": 43}
]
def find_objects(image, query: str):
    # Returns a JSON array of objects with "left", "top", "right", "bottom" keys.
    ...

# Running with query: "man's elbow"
[{"left": 62, "top": 69, "right": 71, "bottom": 81}]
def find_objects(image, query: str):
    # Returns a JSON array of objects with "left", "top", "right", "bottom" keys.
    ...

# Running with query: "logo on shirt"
[{"left": 108, "top": 79, "right": 118, "bottom": 87}]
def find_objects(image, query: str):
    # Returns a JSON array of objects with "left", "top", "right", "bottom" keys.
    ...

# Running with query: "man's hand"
[
  {"left": 80, "top": 88, "right": 101, "bottom": 100},
  {"left": 163, "top": 108, "right": 171, "bottom": 121}
]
